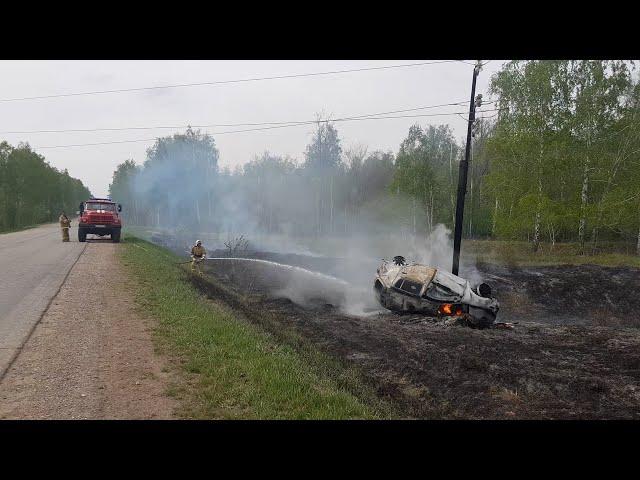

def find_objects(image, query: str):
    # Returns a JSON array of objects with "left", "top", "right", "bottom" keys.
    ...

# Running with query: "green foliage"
[
  {"left": 486, "top": 60, "right": 639, "bottom": 249},
  {"left": 108, "top": 63, "right": 640, "bottom": 254},
  {"left": 108, "top": 159, "right": 140, "bottom": 223},
  {"left": 391, "top": 124, "right": 462, "bottom": 233},
  {"left": 111, "top": 123, "right": 401, "bottom": 238},
  {"left": 241, "top": 152, "right": 297, "bottom": 233},
  {"left": 304, "top": 122, "right": 342, "bottom": 172},
  {"left": 109, "top": 128, "right": 219, "bottom": 229},
  {"left": 0, "top": 141, "right": 91, "bottom": 231}
]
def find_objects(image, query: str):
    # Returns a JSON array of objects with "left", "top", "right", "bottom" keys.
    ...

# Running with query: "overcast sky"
[{"left": 0, "top": 60, "right": 505, "bottom": 197}]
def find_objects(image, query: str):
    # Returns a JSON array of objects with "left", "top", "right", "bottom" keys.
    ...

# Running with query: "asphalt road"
[{"left": 0, "top": 221, "right": 85, "bottom": 378}]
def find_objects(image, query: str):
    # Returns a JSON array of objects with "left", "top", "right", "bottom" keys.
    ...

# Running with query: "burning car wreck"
[{"left": 374, "top": 256, "right": 500, "bottom": 328}]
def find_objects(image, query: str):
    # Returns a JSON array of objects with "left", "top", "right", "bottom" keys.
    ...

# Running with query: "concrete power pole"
[{"left": 452, "top": 61, "right": 483, "bottom": 276}]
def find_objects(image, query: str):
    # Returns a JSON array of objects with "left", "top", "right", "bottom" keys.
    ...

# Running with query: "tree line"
[
  {"left": 110, "top": 60, "right": 640, "bottom": 255},
  {"left": 0, "top": 141, "right": 92, "bottom": 232},
  {"left": 487, "top": 60, "right": 639, "bottom": 254}
]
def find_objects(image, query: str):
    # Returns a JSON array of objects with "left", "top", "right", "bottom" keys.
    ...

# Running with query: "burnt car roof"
[
  {"left": 396, "top": 265, "right": 437, "bottom": 285},
  {"left": 375, "top": 258, "right": 499, "bottom": 327}
]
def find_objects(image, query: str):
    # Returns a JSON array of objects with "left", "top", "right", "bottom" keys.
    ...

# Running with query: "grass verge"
[
  {"left": 0, "top": 223, "right": 43, "bottom": 235},
  {"left": 119, "top": 235, "right": 389, "bottom": 419},
  {"left": 467, "top": 239, "right": 640, "bottom": 268}
]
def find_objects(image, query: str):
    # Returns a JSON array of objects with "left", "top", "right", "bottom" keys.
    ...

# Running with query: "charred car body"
[{"left": 374, "top": 256, "right": 499, "bottom": 328}]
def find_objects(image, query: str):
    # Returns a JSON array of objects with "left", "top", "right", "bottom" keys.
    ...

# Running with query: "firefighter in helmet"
[
  {"left": 59, "top": 212, "right": 71, "bottom": 242},
  {"left": 191, "top": 240, "right": 206, "bottom": 274}
]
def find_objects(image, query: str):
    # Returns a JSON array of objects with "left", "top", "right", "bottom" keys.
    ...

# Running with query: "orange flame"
[
  {"left": 438, "top": 304, "right": 464, "bottom": 316},
  {"left": 439, "top": 304, "right": 453, "bottom": 315}
]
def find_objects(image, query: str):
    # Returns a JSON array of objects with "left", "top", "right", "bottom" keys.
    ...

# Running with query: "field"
[
  {"left": 466, "top": 239, "right": 640, "bottom": 268},
  {"left": 128, "top": 226, "right": 640, "bottom": 418},
  {"left": 192, "top": 247, "right": 640, "bottom": 419}
]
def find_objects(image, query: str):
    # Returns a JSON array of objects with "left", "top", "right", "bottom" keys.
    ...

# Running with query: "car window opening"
[
  {"left": 394, "top": 279, "right": 422, "bottom": 296},
  {"left": 423, "top": 282, "right": 457, "bottom": 301}
]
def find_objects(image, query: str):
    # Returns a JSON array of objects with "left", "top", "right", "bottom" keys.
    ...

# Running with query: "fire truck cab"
[{"left": 77, "top": 197, "right": 123, "bottom": 243}]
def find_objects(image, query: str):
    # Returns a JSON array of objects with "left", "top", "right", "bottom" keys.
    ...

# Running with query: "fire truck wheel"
[{"left": 112, "top": 230, "right": 121, "bottom": 243}]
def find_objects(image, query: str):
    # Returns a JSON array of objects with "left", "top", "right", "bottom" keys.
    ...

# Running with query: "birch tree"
[{"left": 568, "top": 61, "right": 632, "bottom": 253}]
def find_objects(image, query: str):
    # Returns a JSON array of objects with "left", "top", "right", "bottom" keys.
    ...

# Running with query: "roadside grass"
[
  {"left": 122, "top": 225, "right": 157, "bottom": 240},
  {"left": 119, "top": 235, "right": 390, "bottom": 419},
  {"left": 0, "top": 223, "right": 43, "bottom": 234}
]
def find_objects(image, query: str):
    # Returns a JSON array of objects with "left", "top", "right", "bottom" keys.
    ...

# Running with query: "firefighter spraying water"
[{"left": 191, "top": 240, "right": 206, "bottom": 274}]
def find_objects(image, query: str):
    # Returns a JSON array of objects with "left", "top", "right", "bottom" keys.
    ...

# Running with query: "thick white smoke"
[{"left": 121, "top": 131, "right": 486, "bottom": 317}]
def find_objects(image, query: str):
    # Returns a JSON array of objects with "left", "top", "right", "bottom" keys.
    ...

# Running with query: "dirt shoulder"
[{"left": 0, "top": 241, "right": 176, "bottom": 419}]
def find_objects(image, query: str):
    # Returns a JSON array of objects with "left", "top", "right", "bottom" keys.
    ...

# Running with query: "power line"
[
  {"left": 0, "top": 61, "right": 472, "bottom": 104},
  {"left": 0, "top": 100, "right": 482, "bottom": 135},
  {"left": 34, "top": 108, "right": 501, "bottom": 149}
]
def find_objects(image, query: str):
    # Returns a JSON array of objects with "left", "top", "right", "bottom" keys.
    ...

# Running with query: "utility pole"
[{"left": 452, "top": 61, "right": 483, "bottom": 275}]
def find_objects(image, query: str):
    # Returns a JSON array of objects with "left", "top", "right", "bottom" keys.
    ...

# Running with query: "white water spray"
[{"left": 205, "top": 257, "right": 383, "bottom": 316}]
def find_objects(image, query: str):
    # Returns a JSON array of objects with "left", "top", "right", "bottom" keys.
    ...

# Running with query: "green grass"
[
  {"left": 0, "top": 223, "right": 44, "bottom": 234},
  {"left": 466, "top": 239, "right": 640, "bottom": 268},
  {"left": 119, "top": 236, "right": 388, "bottom": 419}
]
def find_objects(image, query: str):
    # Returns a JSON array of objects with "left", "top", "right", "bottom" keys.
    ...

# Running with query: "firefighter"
[
  {"left": 59, "top": 212, "right": 71, "bottom": 242},
  {"left": 191, "top": 240, "right": 206, "bottom": 274}
]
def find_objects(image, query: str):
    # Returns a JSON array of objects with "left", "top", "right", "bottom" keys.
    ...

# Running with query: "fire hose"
[{"left": 175, "top": 257, "right": 205, "bottom": 265}]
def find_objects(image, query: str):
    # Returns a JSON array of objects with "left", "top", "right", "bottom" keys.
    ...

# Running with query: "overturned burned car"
[{"left": 374, "top": 256, "right": 499, "bottom": 328}]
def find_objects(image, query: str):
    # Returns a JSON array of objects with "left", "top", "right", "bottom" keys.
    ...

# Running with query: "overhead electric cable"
[
  {"left": 0, "top": 60, "right": 473, "bottom": 104},
  {"left": 35, "top": 108, "right": 502, "bottom": 149},
  {"left": 0, "top": 100, "right": 476, "bottom": 135}
]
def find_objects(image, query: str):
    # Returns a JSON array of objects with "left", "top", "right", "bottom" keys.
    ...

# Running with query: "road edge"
[{"left": 0, "top": 242, "right": 87, "bottom": 382}]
